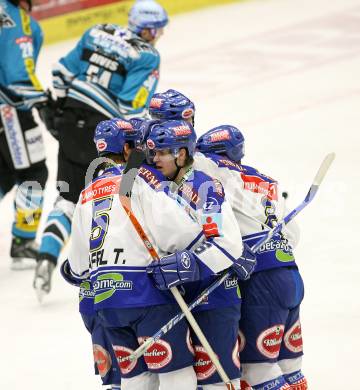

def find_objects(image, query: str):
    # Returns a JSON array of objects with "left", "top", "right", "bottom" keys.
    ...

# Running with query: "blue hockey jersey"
[
  {"left": 52, "top": 24, "right": 160, "bottom": 119},
  {"left": 0, "top": 0, "right": 46, "bottom": 110}
]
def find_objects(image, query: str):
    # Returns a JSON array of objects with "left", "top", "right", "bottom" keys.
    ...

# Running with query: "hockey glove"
[
  {"left": 232, "top": 243, "right": 257, "bottom": 281},
  {"left": 147, "top": 250, "right": 200, "bottom": 290},
  {"left": 36, "top": 89, "right": 61, "bottom": 140},
  {"left": 60, "top": 260, "right": 84, "bottom": 287}
]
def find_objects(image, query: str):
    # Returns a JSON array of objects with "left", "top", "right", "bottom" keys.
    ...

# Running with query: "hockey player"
[
  {"left": 61, "top": 117, "right": 254, "bottom": 390},
  {"left": 60, "top": 117, "right": 147, "bottom": 389},
  {"left": 145, "top": 120, "right": 257, "bottom": 389},
  {"left": 149, "top": 90, "right": 306, "bottom": 389},
  {"left": 62, "top": 118, "right": 196, "bottom": 390},
  {"left": 0, "top": 0, "right": 50, "bottom": 269},
  {"left": 33, "top": 0, "right": 168, "bottom": 298},
  {"left": 196, "top": 126, "right": 307, "bottom": 390}
]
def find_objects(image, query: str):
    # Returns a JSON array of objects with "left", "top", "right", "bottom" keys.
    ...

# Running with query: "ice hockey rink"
[{"left": 1, "top": 0, "right": 359, "bottom": 388}]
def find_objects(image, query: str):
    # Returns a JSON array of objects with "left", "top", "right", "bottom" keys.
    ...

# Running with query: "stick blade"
[{"left": 313, "top": 153, "right": 335, "bottom": 186}]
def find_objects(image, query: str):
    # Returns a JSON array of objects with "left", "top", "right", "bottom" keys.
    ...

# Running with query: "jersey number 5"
[{"left": 90, "top": 196, "right": 113, "bottom": 252}]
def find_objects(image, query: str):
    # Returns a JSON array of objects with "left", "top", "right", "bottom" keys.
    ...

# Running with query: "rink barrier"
[{"left": 34, "top": 0, "right": 245, "bottom": 45}]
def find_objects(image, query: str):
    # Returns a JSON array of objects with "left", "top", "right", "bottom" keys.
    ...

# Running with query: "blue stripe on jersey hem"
[
  {"left": 186, "top": 231, "right": 204, "bottom": 250},
  {"left": 211, "top": 239, "right": 237, "bottom": 263}
]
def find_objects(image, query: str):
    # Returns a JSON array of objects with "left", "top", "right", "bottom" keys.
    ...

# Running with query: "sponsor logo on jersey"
[
  {"left": 81, "top": 176, "right": 120, "bottom": 204},
  {"left": 173, "top": 125, "right": 192, "bottom": 136},
  {"left": 178, "top": 181, "right": 200, "bottom": 205},
  {"left": 194, "top": 345, "right": 217, "bottom": 380},
  {"left": 218, "top": 158, "right": 243, "bottom": 171},
  {"left": 138, "top": 337, "right": 172, "bottom": 369},
  {"left": 210, "top": 129, "right": 230, "bottom": 142},
  {"left": 138, "top": 166, "right": 162, "bottom": 190},
  {"left": 93, "top": 344, "right": 112, "bottom": 378},
  {"left": 241, "top": 173, "right": 278, "bottom": 201},
  {"left": 284, "top": 320, "right": 303, "bottom": 353},
  {"left": 0, "top": 105, "right": 29, "bottom": 168},
  {"left": 224, "top": 276, "right": 238, "bottom": 289},
  {"left": 258, "top": 238, "right": 293, "bottom": 254},
  {"left": 256, "top": 324, "right": 285, "bottom": 359},
  {"left": 15, "top": 36, "right": 32, "bottom": 45},
  {"left": 113, "top": 345, "right": 138, "bottom": 375},
  {"left": 25, "top": 134, "right": 42, "bottom": 145},
  {"left": 96, "top": 139, "right": 107, "bottom": 152},
  {"left": 79, "top": 281, "right": 95, "bottom": 302},
  {"left": 182, "top": 108, "right": 194, "bottom": 119},
  {"left": 150, "top": 98, "right": 163, "bottom": 109},
  {"left": 202, "top": 196, "right": 220, "bottom": 213},
  {"left": 94, "top": 273, "right": 133, "bottom": 304},
  {"left": 202, "top": 213, "right": 222, "bottom": 238}
]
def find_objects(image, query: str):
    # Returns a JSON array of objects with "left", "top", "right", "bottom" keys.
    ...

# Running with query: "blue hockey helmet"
[
  {"left": 197, "top": 125, "right": 245, "bottom": 162},
  {"left": 146, "top": 119, "right": 197, "bottom": 159},
  {"left": 149, "top": 89, "right": 195, "bottom": 121},
  {"left": 94, "top": 118, "right": 142, "bottom": 156},
  {"left": 128, "top": 0, "right": 168, "bottom": 35}
]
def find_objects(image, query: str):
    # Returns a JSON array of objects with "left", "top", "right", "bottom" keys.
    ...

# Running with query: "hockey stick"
[
  {"left": 119, "top": 169, "right": 236, "bottom": 389},
  {"left": 119, "top": 148, "right": 146, "bottom": 196},
  {"left": 129, "top": 152, "right": 336, "bottom": 361}
]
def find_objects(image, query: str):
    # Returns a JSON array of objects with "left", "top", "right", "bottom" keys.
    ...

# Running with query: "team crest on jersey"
[
  {"left": 93, "top": 344, "right": 112, "bottom": 377},
  {"left": 194, "top": 345, "right": 217, "bottom": 380},
  {"left": 113, "top": 345, "right": 138, "bottom": 374},
  {"left": 256, "top": 324, "right": 285, "bottom": 359},
  {"left": 138, "top": 337, "right": 173, "bottom": 369},
  {"left": 284, "top": 320, "right": 303, "bottom": 353},
  {"left": 0, "top": 6, "right": 15, "bottom": 29}
]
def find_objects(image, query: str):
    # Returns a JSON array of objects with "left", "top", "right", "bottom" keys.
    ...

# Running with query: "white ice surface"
[{"left": 1, "top": 0, "right": 360, "bottom": 388}]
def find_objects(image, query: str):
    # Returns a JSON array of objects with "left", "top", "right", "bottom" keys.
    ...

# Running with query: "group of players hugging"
[{"left": 0, "top": 0, "right": 308, "bottom": 389}]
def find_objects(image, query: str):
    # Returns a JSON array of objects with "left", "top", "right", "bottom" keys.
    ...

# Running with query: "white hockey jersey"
[
  {"left": 67, "top": 163, "right": 243, "bottom": 310},
  {"left": 194, "top": 152, "right": 299, "bottom": 273}
]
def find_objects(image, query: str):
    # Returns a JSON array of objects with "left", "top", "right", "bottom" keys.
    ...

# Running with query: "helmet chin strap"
[
  {"left": 167, "top": 150, "right": 183, "bottom": 181},
  {"left": 172, "top": 158, "right": 183, "bottom": 181}
]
